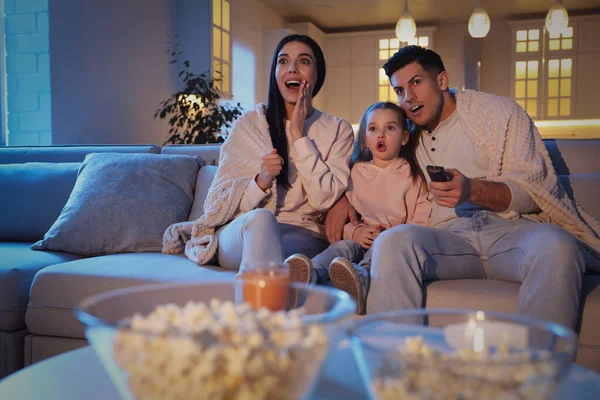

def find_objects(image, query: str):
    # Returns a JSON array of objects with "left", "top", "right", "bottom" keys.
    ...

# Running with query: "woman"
[{"left": 163, "top": 34, "right": 354, "bottom": 281}]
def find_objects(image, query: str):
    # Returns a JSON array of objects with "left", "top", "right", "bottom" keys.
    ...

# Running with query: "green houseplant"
[{"left": 155, "top": 51, "right": 243, "bottom": 145}]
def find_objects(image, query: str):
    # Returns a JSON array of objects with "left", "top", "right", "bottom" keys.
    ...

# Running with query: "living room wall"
[{"left": 49, "top": 0, "right": 178, "bottom": 145}]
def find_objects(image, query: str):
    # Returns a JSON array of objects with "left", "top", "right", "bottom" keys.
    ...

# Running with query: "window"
[
  {"left": 511, "top": 23, "right": 576, "bottom": 120},
  {"left": 378, "top": 35, "right": 431, "bottom": 102},
  {"left": 212, "top": 0, "right": 231, "bottom": 97}
]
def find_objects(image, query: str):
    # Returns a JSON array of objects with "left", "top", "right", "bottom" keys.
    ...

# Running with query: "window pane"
[
  {"left": 517, "top": 30, "right": 527, "bottom": 41},
  {"left": 547, "top": 99, "right": 558, "bottom": 117},
  {"left": 549, "top": 39, "right": 560, "bottom": 51},
  {"left": 379, "top": 86, "right": 388, "bottom": 102},
  {"left": 527, "top": 99, "right": 537, "bottom": 117},
  {"left": 222, "top": 31, "right": 230, "bottom": 62},
  {"left": 562, "top": 38, "right": 573, "bottom": 50},
  {"left": 389, "top": 86, "right": 396, "bottom": 102},
  {"left": 560, "top": 98, "right": 571, "bottom": 116},
  {"left": 516, "top": 99, "right": 526, "bottom": 110},
  {"left": 419, "top": 36, "right": 429, "bottom": 48},
  {"left": 379, "top": 39, "right": 389, "bottom": 49},
  {"left": 390, "top": 38, "right": 399, "bottom": 49},
  {"left": 213, "top": 0, "right": 221, "bottom": 27},
  {"left": 213, "top": 28, "right": 221, "bottom": 58},
  {"left": 527, "top": 80, "right": 538, "bottom": 98},
  {"left": 548, "top": 60, "right": 559, "bottom": 78},
  {"left": 213, "top": 60, "right": 222, "bottom": 91},
  {"left": 408, "top": 37, "right": 418, "bottom": 46},
  {"left": 515, "top": 81, "right": 526, "bottom": 98},
  {"left": 527, "top": 61, "right": 538, "bottom": 79},
  {"left": 548, "top": 79, "right": 559, "bottom": 97},
  {"left": 515, "top": 61, "right": 526, "bottom": 79},
  {"left": 222, "top": 63, "right": 229, "bottom": 93},
  {"left": 562, "top": 26, "right": 573, "bottom": 38},
  {"left": 516, "top": 42, "right": 527, "bottom": 53},
  {"left": 528, "top": 29, "right": 540, "bottom": 40},
  {"left": 561, "top": 59, "right": 572, "bottom": 77},
  {"left": 222, "top": 0, "right": 230, "bottom": 31},
  {"left": 528, "top": 41, "right": 539, "bottom": 52},
  {"left": 560, "top": 78, "right": 571, "bottom": 97},
  {"left": 379, "top": 68, "right": 388, "bottom": 85},
  {"left": 379, "top": 50, "right": 388, "bottom": 60}
]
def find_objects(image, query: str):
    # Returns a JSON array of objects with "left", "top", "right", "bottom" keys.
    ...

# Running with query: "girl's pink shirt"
[{"left": 343, "top": 158, "right": 432, "bottom": 241}]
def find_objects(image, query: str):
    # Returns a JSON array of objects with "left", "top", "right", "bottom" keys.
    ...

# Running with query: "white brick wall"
[{"left": 3, "top": 0, "right": 51, "bottom": 145}]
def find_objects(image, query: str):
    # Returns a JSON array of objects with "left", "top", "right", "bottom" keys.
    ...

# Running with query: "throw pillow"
[
  {"left": 32, "top": 153, "right": 201, "bottom": 255},
  {"left": 0, "top": 162, "right": 80, "bottom": 242}
]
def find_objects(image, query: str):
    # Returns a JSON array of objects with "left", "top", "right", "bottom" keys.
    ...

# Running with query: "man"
[{"left": 325, "top": 45, "right": 600, "bottom": 329}]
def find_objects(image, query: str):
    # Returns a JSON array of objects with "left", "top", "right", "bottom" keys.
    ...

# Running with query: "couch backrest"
[
  {"left": 544, "top": 139, "right": 600, "bottom": 175},
  {"left": 0, "top": 144, "right": 160, "bottom": 164},
  {"left": 0, "top": 145, "right": 161, "bottom": 242},
  {"left": 162, "top": 144, "right": 221, "bottom": 166}
]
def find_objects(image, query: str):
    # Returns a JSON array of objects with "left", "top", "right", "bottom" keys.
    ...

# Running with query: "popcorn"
[
  {"left": 372, "top": 335, "right": 560, "bottom": 400},
  {"left": 113, "top": 301, "right": 329, "bottom": 400}
]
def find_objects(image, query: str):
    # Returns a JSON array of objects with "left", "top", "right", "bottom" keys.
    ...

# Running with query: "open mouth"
[
  {"left": 376, "top": 140, "right": 387, "bottom": 152},
  {"left": 285, "top": 80, "right": 301, "bottom": 89},
  {"left": 410, "top": 105, "right": 424, "bottom": 114}
]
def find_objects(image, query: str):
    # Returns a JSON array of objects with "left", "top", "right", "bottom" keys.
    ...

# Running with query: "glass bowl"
[
  {"left": 348, "top": 309, "right": 577, "bottom": 400},
  {"left": 76, "top": 281, "right": 356, "bottom": 400}
]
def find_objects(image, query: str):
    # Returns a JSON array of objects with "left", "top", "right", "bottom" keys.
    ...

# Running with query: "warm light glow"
[
  {"left": 545, "top": 0, "right": 569, "bottom": 38},
  {"left": 396, "top": 2, "right": 416, "bottom": 42},
  {"left": 468, "top": 6, "right": 491, "bottom": 38},
  {"left": 533, "top": 119, "right": 600, "bottom": 128},
  {"left": 473, "top": 328, "right": 485, "bottom": 353}
]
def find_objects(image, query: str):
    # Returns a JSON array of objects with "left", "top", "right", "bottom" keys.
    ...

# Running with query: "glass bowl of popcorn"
[
  {"left": 76, "top": 280, "right": 356, "bottom": 400},
  {"left": 348, "top": 309, "right": 577, "bottom": 400}
]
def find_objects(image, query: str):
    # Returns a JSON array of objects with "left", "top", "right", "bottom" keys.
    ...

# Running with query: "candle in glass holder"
[{"left": 237, "top": 263, "right": 290, "bottom": 311}]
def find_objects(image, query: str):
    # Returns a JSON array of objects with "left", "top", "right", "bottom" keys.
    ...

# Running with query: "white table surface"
[{"left": 1, "top": 343, "right": 599, "bottom": 399}]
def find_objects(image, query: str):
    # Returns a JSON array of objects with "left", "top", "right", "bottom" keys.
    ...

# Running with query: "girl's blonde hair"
[{"left": 350, "top": 102, "right": 425, "bottom": 184}]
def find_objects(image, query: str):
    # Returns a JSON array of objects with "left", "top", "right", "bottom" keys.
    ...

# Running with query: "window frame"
[
  {"left": 509, "top": 20, "right": 578, "bottom": 121},
  {"left": 212, "top": 0, "right": 232, "bottom": 99}
]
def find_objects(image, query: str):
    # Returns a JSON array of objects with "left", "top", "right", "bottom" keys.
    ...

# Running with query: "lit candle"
[{"left": 237, "top": 263, "right": 290, "bottom": 311}]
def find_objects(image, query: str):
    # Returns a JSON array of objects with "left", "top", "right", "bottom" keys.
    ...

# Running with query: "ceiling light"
[
  {"left": 545, "top": 0, "right": 569, "bottom": 38},
  {"left": 396, "top": 1, "right": 416, "bottom": 42},
  {"left": 468, "top": 1, "right": 491, "bottom": 38}
]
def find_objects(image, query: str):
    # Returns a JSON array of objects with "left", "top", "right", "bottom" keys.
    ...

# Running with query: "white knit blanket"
[
  {"left": 162, "top": 103, "right": 277, "bottom": 265},
  {"left": 456, "top": 89, "right": 600, "bottom": 269}
]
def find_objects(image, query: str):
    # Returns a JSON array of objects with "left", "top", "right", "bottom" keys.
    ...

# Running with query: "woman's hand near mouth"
[{"left": 290, "top": 80, "right": 313, "bottom": 142}]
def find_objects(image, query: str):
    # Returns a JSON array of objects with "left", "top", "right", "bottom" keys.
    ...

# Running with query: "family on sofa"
[{"left": 156, "top": 34, "right": 600, "bottom": 331}]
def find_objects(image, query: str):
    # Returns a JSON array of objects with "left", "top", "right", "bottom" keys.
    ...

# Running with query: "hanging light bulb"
[
  {"left": 545, "top": 0, "right": 569, "bottom": 38},
  {"left": 396, "top": 1, "right": 416, "bottom": 42},
  {"left": 468, "top": 1, "right": 491, "bottom": 38}
]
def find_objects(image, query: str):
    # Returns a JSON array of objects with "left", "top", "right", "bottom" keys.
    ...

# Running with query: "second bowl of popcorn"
[
  {"left": 348, "top": 309, "right": 577, "bottom": 400},
  {"left": 76, "top": 274, "right": 356, "bottom": 400}
]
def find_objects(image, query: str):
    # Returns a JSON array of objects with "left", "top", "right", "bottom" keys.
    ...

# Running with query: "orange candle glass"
[{"left": 236, "top": 263, "right": 290, "bottom": 311}]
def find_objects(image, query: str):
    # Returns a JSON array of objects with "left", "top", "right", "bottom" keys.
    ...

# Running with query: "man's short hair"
[{"left": 383, "top": 45, "right": 446, "bottom": 78}]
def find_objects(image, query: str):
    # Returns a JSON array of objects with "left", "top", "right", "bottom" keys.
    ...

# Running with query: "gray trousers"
[
  {"left": 366, "top": 211, "right": 586, "bottom": 329},
  {"left": 216, "top": 209, "right": 329, "bottom": 271}
]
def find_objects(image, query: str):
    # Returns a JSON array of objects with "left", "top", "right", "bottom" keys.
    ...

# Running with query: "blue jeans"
[
  {"left": 216, "top": 209, "right": 328, "bottom": 271},
  {"left": 367, "top": 211, "right": 585, "bottom": 329}
]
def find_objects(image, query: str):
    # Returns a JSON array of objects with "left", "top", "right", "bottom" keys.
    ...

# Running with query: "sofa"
[{"left": 0, "top": 139, "right": 599, "bottom": 380}]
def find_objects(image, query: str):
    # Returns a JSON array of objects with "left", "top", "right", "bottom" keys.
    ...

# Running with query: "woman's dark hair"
[
  {"left": 350, "top": 102, "right": 425, "bottom": 185},
  {"left": 266, "top": 34, "right": 326, "bottom": 189}
]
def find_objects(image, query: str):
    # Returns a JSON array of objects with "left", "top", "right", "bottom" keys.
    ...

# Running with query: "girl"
[
  {"left": 285, "top": 102, "right": 431, "bottom": 313},
  {"left": 163, "top": 35, "right": 354, "bottom": 275}
]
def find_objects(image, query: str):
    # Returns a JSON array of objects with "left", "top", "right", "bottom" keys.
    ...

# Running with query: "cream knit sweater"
[
  {"left": 162, "top": 104, "right": 277, "bottom": 264},
  {"left": 456, "top": 89, "right": 600, "bottom": 269}
]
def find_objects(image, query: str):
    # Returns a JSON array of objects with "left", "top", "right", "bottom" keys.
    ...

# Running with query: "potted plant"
[{"left": 155, "top": 49, "right": 243, "bottom": 145}]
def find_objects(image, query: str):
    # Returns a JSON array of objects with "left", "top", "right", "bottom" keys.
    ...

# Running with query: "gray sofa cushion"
[
  {"left": 558, "top": 173, "right": 600, "bottom": 219},
  {"left": 0, "top": 242, "right": 82, "bottom": 331},
  {"left": 0, "top": 163, "right": 80, "bottom": 242},
  {"left": 25, "top": 253, "right": 234, "bottom": 338},
  {"left": 31, "top": 153, "right": 201, "bottom": 256},
  {"left": 188, "top": 165, "right": 218, "bottom": 220}
]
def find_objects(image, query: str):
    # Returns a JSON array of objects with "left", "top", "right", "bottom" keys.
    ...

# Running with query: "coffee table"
[{"left": 1, "top": 341, "right": 599, "bottom": 399}]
